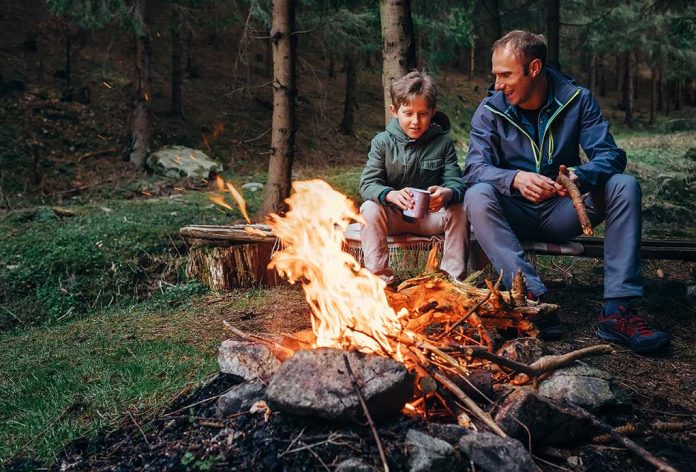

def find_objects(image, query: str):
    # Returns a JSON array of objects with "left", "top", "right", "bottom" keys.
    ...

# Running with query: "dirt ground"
[{"left": 10, "top": 258, "right": 690, "bottom": 472}]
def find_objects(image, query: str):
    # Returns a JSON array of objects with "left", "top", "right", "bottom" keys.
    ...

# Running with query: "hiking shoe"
[
  {"left": 527, "top": 293, "right": 568, "bottom": 340},
  {"left": 597, "top": 306, "right": 669, "bottom": 353}
]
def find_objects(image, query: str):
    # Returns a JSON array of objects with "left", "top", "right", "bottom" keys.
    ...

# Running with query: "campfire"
[{"left": 206, "top": 179, "right": 682, "bottom": 472}]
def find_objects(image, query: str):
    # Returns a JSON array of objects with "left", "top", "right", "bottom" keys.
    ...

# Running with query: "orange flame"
[
  {"left": 267, "top": 180, "right": 405, "bottom": 354},
  {"left": 210, "top": 176, "right": 251, "bottom": 223}
]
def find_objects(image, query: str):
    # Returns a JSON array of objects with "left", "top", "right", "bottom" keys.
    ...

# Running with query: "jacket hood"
[
  {"left": 484, "top": 66, "right": 580, "bottom": 112},
  {"left": 386, "top": 111, "right": 451, "bottom": 144}
]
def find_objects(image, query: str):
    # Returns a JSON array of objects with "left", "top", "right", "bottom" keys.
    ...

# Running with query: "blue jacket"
[{"left": 463, "top": 67, "right": 626, "bottom": 196}]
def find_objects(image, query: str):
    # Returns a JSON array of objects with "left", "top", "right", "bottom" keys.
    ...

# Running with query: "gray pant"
[
  {"left": 359, "top": 200, "right": 469, "bottom": 280},
  {"left": 464, "top": 174, "right": 642, "bottom": 299}
]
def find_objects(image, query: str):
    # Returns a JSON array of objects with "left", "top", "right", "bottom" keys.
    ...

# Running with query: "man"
[{"left": 463, "top": 30, "right": 669, "bottom": 353}]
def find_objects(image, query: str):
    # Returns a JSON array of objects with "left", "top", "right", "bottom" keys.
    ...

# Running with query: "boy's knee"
[
  {"left": 464, "top": 183, "right": 498, "bottom": 214},
  {"left": 445, "top": 202, "right": 468, "bottom": 224},
  {"left": 360, "top": 200, "right": 386, "bottom": 222}
]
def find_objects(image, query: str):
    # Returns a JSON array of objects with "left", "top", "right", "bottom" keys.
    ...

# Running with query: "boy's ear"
[{"left": 389, "top": 104, "right": 397, "bottom": 116}]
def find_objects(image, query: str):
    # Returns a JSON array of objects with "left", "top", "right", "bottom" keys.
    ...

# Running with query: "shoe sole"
[{"left": 597, "top": 328, "right": 670, "bottom": 354}]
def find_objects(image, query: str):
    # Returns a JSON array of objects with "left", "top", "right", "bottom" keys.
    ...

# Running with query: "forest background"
[{"left": 0, "top": 0, "right": 695, "bottom": 468}]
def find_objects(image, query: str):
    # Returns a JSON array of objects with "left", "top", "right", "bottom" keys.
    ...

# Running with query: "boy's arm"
[
  {"left": 439, "top": 138, "right": 466, "bottom": 205},
  {"left": 359, "top": 136, "right": 393, "bottom": 204},
  {"left": 572, "top": 89, "right": 627, "bottom": 192},
  {"left": 463, "top": 104, "right": 519, "bottom": 196}
]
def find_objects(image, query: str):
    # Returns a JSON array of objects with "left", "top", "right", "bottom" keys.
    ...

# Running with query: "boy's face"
[{"left": 389, "top": 95, "right": 435, "bottom": 140}]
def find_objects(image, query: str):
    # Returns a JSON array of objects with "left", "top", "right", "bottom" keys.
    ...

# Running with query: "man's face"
[
  {"left": 492, "top": 47, "right": 537, "bottom": 109},
  {"left": 390, "top": 95, "right": 435, "bottom": 139}
]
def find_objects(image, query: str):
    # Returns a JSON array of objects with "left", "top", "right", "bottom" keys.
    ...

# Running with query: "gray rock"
[
  {"left": 426, "top": 423, "right": 470, "bottom": 445},
  {"left": 494, "top": 387, "right": 593, "bottom": 447},
  {"left": 241, "top": 182, "right": 264, "bottom": 192},
  {"left": 265, "top": 348, "right": 412, "bottom": 421},
  {"left": 334, "top": 458, "right": 375, "bottom": 472},
  {"left": 406, "top": 429, "right": 458, "bottom": 472},
  {"left": 496, "top": 337, "right": 545, "bottom": 365},
  {"left": 537, "top": 362, "right": 628, "bottom": 412},
  {"left": 215, "top": 381, "right": 266, "bottom": 418},
  {"left": 146, "top": 146, "right": 222, "bottom": 179},
  {"left": 217, "top": 340, "right": 281, "bottom": 382},
  {"left": 458, "top": 431, "right": 541, "bottom": 472}
]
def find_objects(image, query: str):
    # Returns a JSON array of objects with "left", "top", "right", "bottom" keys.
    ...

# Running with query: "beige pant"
[{"left": 359, "top": 200, "right": 469, "bottom": 280}]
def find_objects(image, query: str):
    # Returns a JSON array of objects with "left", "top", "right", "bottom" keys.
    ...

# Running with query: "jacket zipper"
[{"left": 484, "top": 88, "right": 581, "bottom": 173}]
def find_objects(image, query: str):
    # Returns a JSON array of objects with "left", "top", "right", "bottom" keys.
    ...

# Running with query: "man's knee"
[
  {"left": 464, "top": 183, "right": 498, "bottom": 216},
  {"left": 606, "top": 174, "right": 641, "bottom": 203}
]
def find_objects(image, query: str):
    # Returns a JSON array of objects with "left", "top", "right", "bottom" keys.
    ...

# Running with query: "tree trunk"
[
  {"left": 623, "top": 50, "right": 635, "bottom": 128},
  {"left": 379, "top": 0, "right": 416, "bottom": 124},
  {"left": 170, "top": 4, "right": 183, "bottom": 118},
  {"left": 599, "top": 56, "right": 607, "bottom": 96},
  {"left": 615, "top": 54, "right": 622, "bottom": 92},
  {"left": 259, "top": 0, "right": 297, "bottom": 217},
  {"left": 545, "top": 0, "right": 560, "bottom": 69},
  {"left": 128, "top": 0, "right": 152, "bottom": 169},
  {"left": 340, "top": 54, "right": 356, "bottom": 135},
  {"left": 185, "top": 22, "right": 201, "bottom": 78},
  {"left": 589, "top": 52, "right": 596, "bottom": 91},
  {"left": 658, "top": 62, "right": 664, "bottom": 112},
  {"left": 468, "top": 45, "right": 475, "bottom": 82},
  {"left": 65, "top": 31, "right": 72, "bottom": 91},
  {"left": 328, "top": 56, "right": 335, "bottom": 78},
  {"left": 491, "top": 0, "right": 502, "bottom": 40},
  {"left": 649, "top": 66, "right": 657, "bottom": 125},
  {"left": 674, "top": 77, "right": 682, "bottom": 111}
]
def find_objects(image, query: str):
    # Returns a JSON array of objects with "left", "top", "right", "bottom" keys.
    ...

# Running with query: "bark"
[
  {"left": 658, "top": 62, "right": 664, "bottom": 112},
  {"left": 545, "top": 0, "right": 560, "bottom": 69},
  {"left": 468, "top": 45, "right": 475, "bottom": 82},
  {"left": 649, "top": 66, "right": 657, "bottom": 125},
  {"left": 589, "top": 52, "right": 596, "bottom": 91},
  {"left": 615, "top": 54, "right": 622, "bottom": 92},
  {"left": 65, "top": 31, "right": 72, "bottom": 91},
  {"left": 185, "top": 22, "right": 201, "bottom": 78},
  {"left": 623, "top": 50, "right": 635, "bottom": 128},
  {"left": 339, "top": 54, "right": 357, "bottom": 135},
  {"left": 379, "top": 0, "right": 416, "bottom": 124},
  {"left": 259, "top": 0, "right": 297, "bottom": 217},
  {"left": 128, "top": 0, "right": 152, "bottom": 169},
  {"left": 491, "top": 0, "right": 502, "bottom": 40},
  {"left": 674, "top": 77, "right": 682, "bottom": 111},
  {"left": 170, "top": 4, "right": 183, "bottom": 118}
]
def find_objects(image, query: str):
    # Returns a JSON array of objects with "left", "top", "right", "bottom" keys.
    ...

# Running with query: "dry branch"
[
  {"left": 223, "top": 322, "right": 295, "bottom": 361},
  {"left": 556, "top": 165, "right": 593, "bottom": 236}
]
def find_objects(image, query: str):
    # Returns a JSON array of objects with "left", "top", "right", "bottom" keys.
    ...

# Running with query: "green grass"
[
  {"left": 0, "top": 286, "right": 271, "bottom": 466},
  {"left": 0, "top": 191, "right": 259, "bottom": 329}
]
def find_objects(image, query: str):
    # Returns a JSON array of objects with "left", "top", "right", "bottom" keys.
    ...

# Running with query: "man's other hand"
[
  {"left": 512, "top": 171, "right": 557, "bottom": 203},
  {"left": 554, "top": 169, "right": 579, "bottom": 197},
  {"left": 427, "top": 186, "right": 453, "bottom": 212},
  {"left": 385, "top": 188, "right": 414, "bottom": 210}
]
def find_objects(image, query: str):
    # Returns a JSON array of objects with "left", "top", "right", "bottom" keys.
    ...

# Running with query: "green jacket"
[{"left": 359, "top": 112, "right": 466, "bottom": 205}]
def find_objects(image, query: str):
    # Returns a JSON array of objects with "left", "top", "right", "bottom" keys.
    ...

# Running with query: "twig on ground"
[
  {"left": 128, "top": 410, "right": 150, "bottom": 448},
  {"left": 568, "top": 402, "right": 680, "bottom": 472},
  {"left": 343, "top": 353, "right": 390, "bottom": 472}
]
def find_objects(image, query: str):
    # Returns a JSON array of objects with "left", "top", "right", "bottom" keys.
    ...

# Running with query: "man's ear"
[
  {"left": 529, "top": 58, "right": 543, "bottom": 78},
  {"left": 389, "top": 104, "right": 397, "bottom": 117}
]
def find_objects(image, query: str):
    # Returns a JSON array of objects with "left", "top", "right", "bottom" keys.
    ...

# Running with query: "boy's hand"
[
  {"left": 427, "top": 186, "right": 453, "bottom": 212},
  {"left": 512, "top": 171, "right": 557, "bottom": 203},
  {"left": 385, "top": 188, "right": 414, "bottom": 210},
  {"left": 554, "top": 169, "right": 579, "bottom": 197}
]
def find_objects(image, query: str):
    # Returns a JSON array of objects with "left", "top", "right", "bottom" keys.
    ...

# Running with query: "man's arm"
[
  {"left": 572, "top": 89, "right": 627, "bottom": 191},
  {"left": 463, "top": 104, "right": 520, "bottom": 196}
]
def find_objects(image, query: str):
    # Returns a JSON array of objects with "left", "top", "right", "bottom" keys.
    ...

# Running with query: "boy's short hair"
[
  {"left": 492, "top": 30, "right": 547, "bottom": 73},
  {"left": 390, "top": 71, "right": 438, "bottom": 110}
]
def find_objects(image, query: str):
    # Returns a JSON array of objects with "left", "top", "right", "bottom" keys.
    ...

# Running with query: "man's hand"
[
  {"left": 512, "top": 171, "right": 558, "bottom": 203},
  {"left": 385, "top": 188, "right": 414, "bottom": 210},
  {"left": 427, "top": 186, "right": 453, "bottom": 212},
  {"left": 554, "top": 169, "right": 579, "bottom": 197}
]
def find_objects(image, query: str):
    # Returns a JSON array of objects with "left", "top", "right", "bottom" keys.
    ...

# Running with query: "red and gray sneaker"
[{"left": 597, "top": 306, "right": 669, "bottom": 353}]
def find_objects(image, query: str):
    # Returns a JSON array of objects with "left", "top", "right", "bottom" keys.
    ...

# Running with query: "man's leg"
[{"left": 464, "top": 183, "right": 544, "bottom": 295}]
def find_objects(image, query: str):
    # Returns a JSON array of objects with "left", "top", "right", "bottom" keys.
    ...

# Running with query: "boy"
[{"left": 359, "top": 71, "right": 468, "bottom": 286}]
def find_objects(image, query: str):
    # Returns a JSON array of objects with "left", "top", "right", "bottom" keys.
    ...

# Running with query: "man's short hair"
[
  {"left": 390, "top": 70, "right": 438, "bottom": 110},
  {"left": 493, "top": 30, "right": 547, "bottom": 72}
]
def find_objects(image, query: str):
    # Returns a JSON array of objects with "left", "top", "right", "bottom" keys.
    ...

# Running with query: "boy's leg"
[
  {"left": 440, "top": 203, "right": 469, "bottom": 279},
  {"left": 464, "top": 183, "right": 545, "bottom": 295},
  {"left": 359, "top": 201, "right": 397, "bottom": 279}
]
